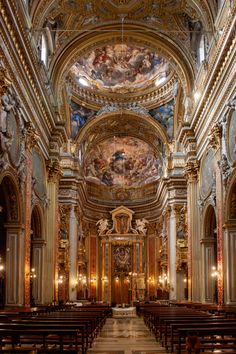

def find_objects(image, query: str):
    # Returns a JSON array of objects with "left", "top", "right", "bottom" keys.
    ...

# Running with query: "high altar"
[{"left": 98, "top": 206, "right": 147, "bottom": 304}]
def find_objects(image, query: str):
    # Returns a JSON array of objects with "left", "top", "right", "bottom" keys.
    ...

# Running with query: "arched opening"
[
  {"left": 224, "top": 178, "right": 236, "bottom": 304},
  {"left": 0, "top": 175, "right": 23, "bottom": 306},
  {"left": 202, "top": 205, "right": 217, "bottom": 303},
  {"left": 30, "top": 205, "right": 44, "bottom": 305},
  {"left": 0, "top": 186, "right": 7, "bottom": 308}
]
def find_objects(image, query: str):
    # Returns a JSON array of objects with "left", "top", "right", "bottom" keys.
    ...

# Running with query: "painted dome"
[
  {"left": 70, "top": 44, "right": 170, "bottom": 93},
  {"left": 83, "top": 136, "right": 163, "bottom": 187}
]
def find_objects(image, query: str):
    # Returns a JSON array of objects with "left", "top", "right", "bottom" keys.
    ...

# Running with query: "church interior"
[{"left": 0, "top": 0, "right": 236, "bottom": 338}]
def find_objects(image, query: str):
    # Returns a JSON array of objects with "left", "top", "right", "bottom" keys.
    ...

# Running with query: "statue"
[
  {"left": 96, "top": 218, "right": 109, "bottom": 235},
  {"left": 135, "top": 218, "right": 149, "bottom": 235}
]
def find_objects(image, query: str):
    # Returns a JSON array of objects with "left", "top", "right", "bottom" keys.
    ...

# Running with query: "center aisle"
[{"left": 88, "top": 316, "right": 166, "bottom": 354}]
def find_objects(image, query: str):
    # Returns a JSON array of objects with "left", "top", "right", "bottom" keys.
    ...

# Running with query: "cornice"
[
  {"left": 0, "top": 0, "right": 58, "bottom": 139},
  {"left": 192, "top": 9, "right": 236, "bottom": 132}
]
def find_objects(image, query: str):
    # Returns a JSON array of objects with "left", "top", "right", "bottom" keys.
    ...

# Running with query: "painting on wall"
[
  {"left": 200, "top": 148, "right": 215, "bottom": 199},
  {"left": 70, "top": 100, "right": 96, "bottom": 139},
  {"left": 83, "top": 136, "right": 163, "bottom": 187},
  {"left": 70, "top": 44, "right": 170, "bottom": 93},
  {"left": 113, "top": 245, "right": 131, "bottom": 274},
  {"left": 228, "top": 110, "right": 236, "bottom": 163},
  {"left": 149, "top": 99, "right": 175, "bottom": 138}
]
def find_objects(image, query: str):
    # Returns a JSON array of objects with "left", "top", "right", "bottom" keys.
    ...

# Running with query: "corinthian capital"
[
  {"left": 208, "top": 123, "right": 222, "bottom": 150},
  {"left": 25, "top": 122, "right": 39, "bottom": 150},
  {"left": 47, "top": 159, "right": 62, "bottom": 182},
  {"left": 184, "top": 160, "right": 200, "bottom": 183},
  {"left": 0, "top": 62, "right": 12, "bottom": 97}
]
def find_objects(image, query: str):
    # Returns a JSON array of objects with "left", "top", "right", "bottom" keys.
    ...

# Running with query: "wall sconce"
[
  {"left": 72, "top": 280, "right": 78, "bottom": 291},
  {"left": 183, "top": 277, "right": 187, "bottom": 283},
  {"left": 58, "top": 275, "right": 64, "bottom": 284},
  {"left": 30, "top": 268, "right": 37, "bottom": 279},
  {"left": 211, "top": 266, "right": 219, "bottom": 278}
]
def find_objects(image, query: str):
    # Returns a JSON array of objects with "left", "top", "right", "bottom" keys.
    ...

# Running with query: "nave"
[{"left": 88, "top": 317, "right": 164, "bottom": 354}]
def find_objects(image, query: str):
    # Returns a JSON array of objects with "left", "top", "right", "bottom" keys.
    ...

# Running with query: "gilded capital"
[
  {"left": 184, "top": 160, "right": 200, "bottom": 183},
  {"left": 0, "top": 63, "right": 12, "bottom": 97},
  {"left": 47, "top": 159, "right": 62, "bottom": 182},
  {"left": 208, "top": 123, "right": 222, "bottom": 150},
  {"left": 25, "top": 122, "right": 39, "bottom": 150}
]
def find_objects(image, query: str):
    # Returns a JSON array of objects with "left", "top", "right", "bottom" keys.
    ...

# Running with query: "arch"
[
  {"left": 51, "top": 27, "right": 195, "bottom": 100},
  {"left": 0, "top": 173, "right": 23, "bottom": 306},
  {"left": 201, "top": 204, "right": 217, "bottom": 303},
  {"left": 30, "top": 204, "right": 45, "bottom": 305},
  {"left": 223, "top": 170, "right": 236, "bottom": 304}
]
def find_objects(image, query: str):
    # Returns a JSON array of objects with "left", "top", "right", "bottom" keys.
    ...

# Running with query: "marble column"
[
  {"left": 69, "top": 205, "right": 77, "bottom": 301},
  {"left": 44, "top": 160, "right": 61, "bottom": 304},
  {"left": 168, "top": 206, "right": 177, "bottom": 300},
  {"left": 184, "top": 160, "right": 201, "bottom": 301}
]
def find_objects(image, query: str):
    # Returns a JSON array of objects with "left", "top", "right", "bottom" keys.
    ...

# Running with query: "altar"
[{"left": 112, "top": 306, "right": 136, "bottom": 318}]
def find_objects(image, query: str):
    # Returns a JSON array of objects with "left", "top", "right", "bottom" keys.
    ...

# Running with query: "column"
[
  {"left": 69, "top": 205, "right": 77, "bottom": 301},
  {"left": 44, "top": 160, "right": 61, "bottom": 304},
  {"left": 184, "top": 160, "right": 201, "bottom": 301},
  {"left": 168, "top": 206, "right": 177, "bottom": 300},
  {"left": 209, "top": 124, "right": 224, "bottom": 305},
  {"left": 23, "top": 123, "right": 38, "bottom": 306}
]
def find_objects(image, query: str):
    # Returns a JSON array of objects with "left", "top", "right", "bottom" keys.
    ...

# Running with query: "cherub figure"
[
  {"left": 96, "top": 218, "right": 109, "bottom": 235},
  {"left": 135, "top": 218, "right": 149, "bottom": 235}
]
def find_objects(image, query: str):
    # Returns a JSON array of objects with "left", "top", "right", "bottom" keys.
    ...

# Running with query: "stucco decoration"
[
  {"left": 7, "top": 110, "right": 21, "bottom": 166},
  {"left": 200, "top": 148, "right": 215, "bottom": 199},
  {"left": 228, "top": 110, "right": 236, "bottom": 163},
  {"left": 70, "top": 44, "right": 170, "bottom": 93},
  {"left": 83, "top": 136, "right": 163, "bottom": 187},
  {"left": 32, "top": 149, "right": 47, "bottom": 200}
]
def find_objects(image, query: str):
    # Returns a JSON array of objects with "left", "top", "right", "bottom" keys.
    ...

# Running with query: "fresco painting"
[
  {"left": 200, "top": 148, "right": 215, "bottom": 198},
  {"left": 229, "top": 110, "right": 236, "bottom": 162},
  {"left": 84, "top": 136, "right": 163, "bottom": 187},
  {"left": 71, "top": 100, "right": 96, "bottom": 138},
  {"left": 71, "top": 44, "right": 170, "bottom": 93},
  {"left": 149, "top": 99, "right": 175, "bottom": 138}
]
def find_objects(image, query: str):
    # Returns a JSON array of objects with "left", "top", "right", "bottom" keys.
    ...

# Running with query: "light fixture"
[
  {"left": 211, "top": 266, "right": 219, "bottom": 278},
  {"left": 30, "top": 268, "right": 37, "bottom": 279},
  {"left": 58, "top": 275, "right": 64, "bottom": 284},
  {"left": 78, "top": 77, "right": 89, "bottom": 87}
]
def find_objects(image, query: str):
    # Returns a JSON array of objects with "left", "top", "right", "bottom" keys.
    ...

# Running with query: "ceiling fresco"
[
  {"left": 149, "top": 99, "right": 175, "bottom": 139},
  {"left": 70, "top": 44, "right": 170, "bottom": 93},
  {"left": 71, "top": 100, "right": 96, "bottom": 139},
  {"left": 83, "top": 136, "right": 163, "bottom": 187}
]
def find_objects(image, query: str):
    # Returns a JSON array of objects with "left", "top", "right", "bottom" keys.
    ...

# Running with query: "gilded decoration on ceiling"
[
  {"left": 70, "top": 44, "right": 170, "bottom": 93},
  {"left": 83, "top": 136, "right": 163, "bottom": 187},
  {"left": 149, "top": 99, "right": 175, "bottom": 138},
  {"left": 70, "top": 100, "right": 96, "bottom": 139}
]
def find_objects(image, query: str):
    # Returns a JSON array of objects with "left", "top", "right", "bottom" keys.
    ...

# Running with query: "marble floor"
[{"left": 88, "top": 316, "right": 166, "bottom": 354}]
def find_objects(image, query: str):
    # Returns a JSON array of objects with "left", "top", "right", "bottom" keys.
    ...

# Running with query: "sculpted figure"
[
  {"left": 96, "top": 218, "right": 109, "bottom": 235},
  {"left": 135, "top": 218, "right": 149, "bottom": 235}
]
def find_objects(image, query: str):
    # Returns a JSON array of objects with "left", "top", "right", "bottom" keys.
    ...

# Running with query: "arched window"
[
  {"left": 198, "top": 34, "right": 206, "bottom": 65},
  {"left": 40, "top": 33, "right": 47, "bottom": 66}
]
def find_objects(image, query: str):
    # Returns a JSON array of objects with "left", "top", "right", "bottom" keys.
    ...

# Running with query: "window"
[
  {"left": 198, "top": 35, "right": 205, "bottom": 65},
  {"left": 40, "top": 33, "right": 47, "bottom": 66}
]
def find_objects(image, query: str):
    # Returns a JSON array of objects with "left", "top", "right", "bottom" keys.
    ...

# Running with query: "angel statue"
[
  {"left": 135, "top": 218, "right": 149, "bottom": 235},
  {"left": 96, "top": 218, "right": 109, "bottom": 236}
]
